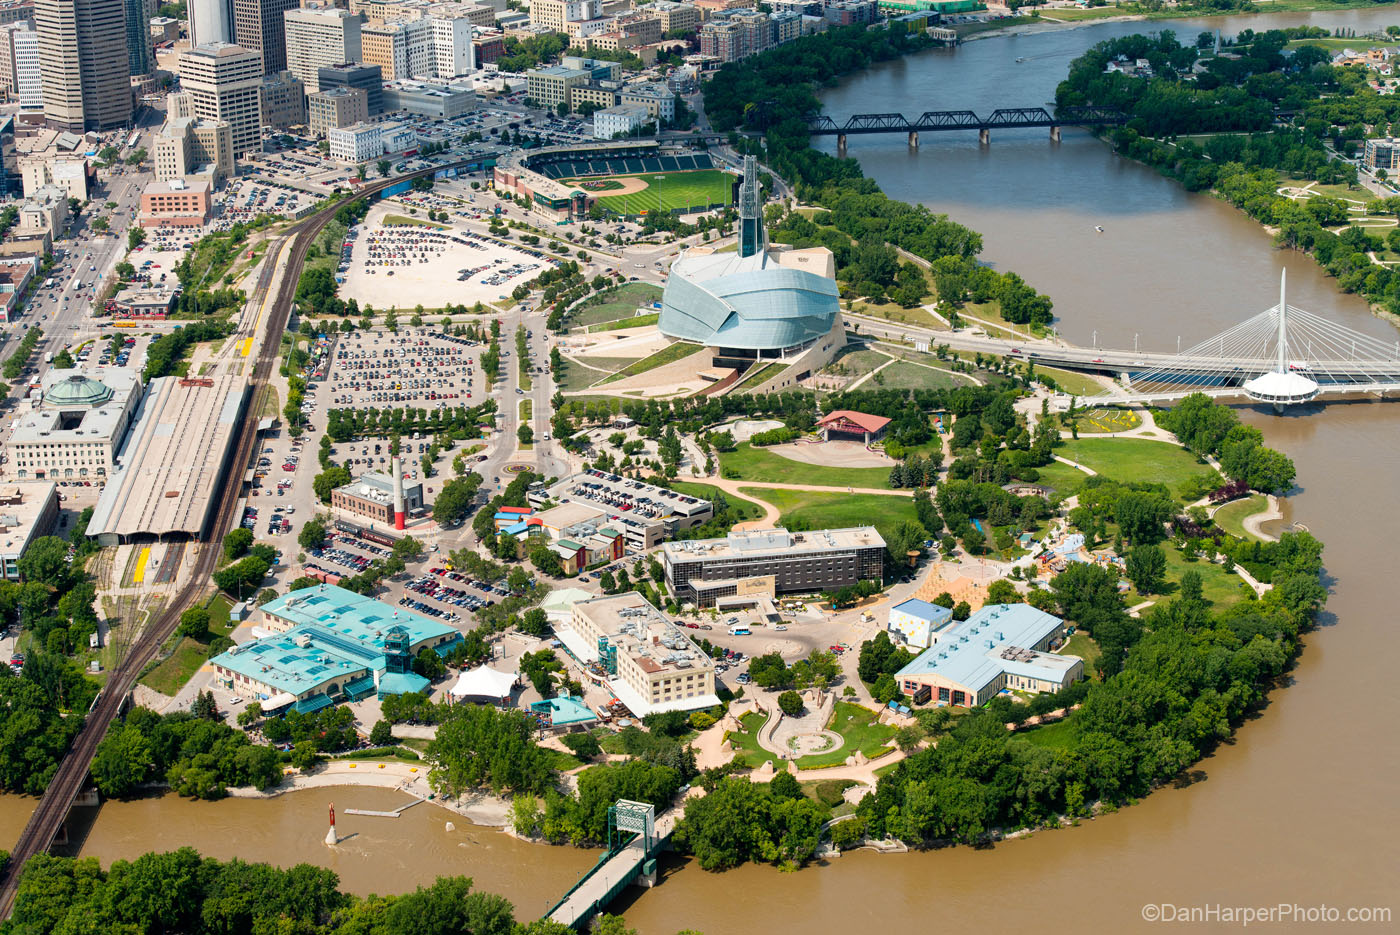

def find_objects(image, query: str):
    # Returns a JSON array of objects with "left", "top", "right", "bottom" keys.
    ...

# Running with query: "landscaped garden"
[{"left": 1072, "top": 407, "right": 1142, "bottom": 434}]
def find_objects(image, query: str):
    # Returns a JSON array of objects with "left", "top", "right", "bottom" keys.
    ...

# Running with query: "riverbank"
[
  {"left": 225, "top": 758, "right": 513, "bottom": 828},
  {"left": 960, "top": 0, "right": 1400, "bottom": 44}
]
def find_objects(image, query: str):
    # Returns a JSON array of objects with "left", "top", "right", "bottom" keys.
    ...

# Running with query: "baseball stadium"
[{"left": 493, "top": 140, "right": 734, "bottom": 222}]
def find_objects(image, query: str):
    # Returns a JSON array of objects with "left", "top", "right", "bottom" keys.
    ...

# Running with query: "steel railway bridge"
[{"left": 806, "top": 105, "right": 1128, "bottom": 148}]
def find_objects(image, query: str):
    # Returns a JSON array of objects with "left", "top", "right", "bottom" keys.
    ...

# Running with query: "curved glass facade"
[{"left": 659, "top": 258, "right": 839, "bottom": 351}]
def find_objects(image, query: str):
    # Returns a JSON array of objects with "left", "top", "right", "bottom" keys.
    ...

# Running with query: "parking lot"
[
  {"left": 326, "top": 326, "right": 481, "bottom": 410},
  {"left": 214, "top": 181, "right": 312, "bottom": 227},
  {"left": 338, "top": 204, "right": 558, "bottom": 307},
  {"left": 248, "top": 423, "right": 308, "bottom": 506}
]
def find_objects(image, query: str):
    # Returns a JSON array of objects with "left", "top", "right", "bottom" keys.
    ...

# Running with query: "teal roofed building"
[{"left": 210, "top": 584, "right": 461, "bottom": 712}]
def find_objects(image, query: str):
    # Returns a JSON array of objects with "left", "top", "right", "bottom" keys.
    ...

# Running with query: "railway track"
[{"left": 0, "top": 164, "right": 467, "bottom": 917}]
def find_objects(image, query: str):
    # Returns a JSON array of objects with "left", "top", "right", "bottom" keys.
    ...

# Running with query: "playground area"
[{"left": 562, "top": 168, "right": 733, "bottom": 216}]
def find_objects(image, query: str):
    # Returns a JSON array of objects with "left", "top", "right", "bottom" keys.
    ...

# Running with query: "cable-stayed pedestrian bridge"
[{"left": 1092, "top": 273, "right": 1400, "bottom": 407}]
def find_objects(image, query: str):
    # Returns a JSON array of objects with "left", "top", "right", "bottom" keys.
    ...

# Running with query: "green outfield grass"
[{"left": 567, "top": 169, "right": 734, "bottom": 217}]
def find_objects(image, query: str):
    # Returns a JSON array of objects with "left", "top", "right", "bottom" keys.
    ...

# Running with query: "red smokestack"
[{"left": 393, "top": 455, "right": 406, "bottom": 530}]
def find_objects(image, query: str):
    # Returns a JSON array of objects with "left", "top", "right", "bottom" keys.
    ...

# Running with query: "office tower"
[
  {"left": 36, "top": 0, "right": 132, "bottom": 130},
  {"left": 317, "top": 61, "right": 382, "bottom": 116},
  {"left": 232, "top": 0, "right": 298, "bottom": 75},
  {"left": 189, "top": 0, "right": 235, "bottom": 46},
  {"left": 0, "top": 22, "right": 42, "bottom": 109},
  {"left": 430, "top": 10, "right": 473, "bottom": 79},
  {"left": 179, "top": 42, "right": 262, "bottom": 156},
  {"left": 283, "top": 7, "right": 361, "bottom": 93},
  {"left": 125, "top": 0, "right": 151, "bottom": 77},
  {"left": 259, "top": 68, "right": 305, "bottom": 128}
]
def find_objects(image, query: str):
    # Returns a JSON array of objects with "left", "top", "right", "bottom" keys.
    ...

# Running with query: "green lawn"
[
  {"left": 726, "top": 711, "right": 776, "bottom": 769},
  {"left": 876, "top": 360, "right": 966, "bottom": 390},
  {"left": 1039, "top": 366, "right": 1107, "bottom": 398},
  {"left": 207, "top": 593, "right": 236, "bottom": 636},
  {"left": 1214, "top": 494, "right": 1268, "bottom": 540},
  {"left": 733, "top": 362, "right": 788, "bottom": 393},
  {"left": 542, "top": 748, "right": 585, "bottom": 772},
  {"left": 1073, "top": 408, "right": 1142, "bottom": 434},
  {"left": 138, "top": 637, "right": 209, "bottom": 696},
  {"left": 1301, "top": 181, "right": 1376, "bottom": 205},
  {"left": 1059, "top": 632, "right": 1102, "bottom": 678},
  {"left": 1053, "top": 438, "right": 1210, "bottom": 497},
  {"left": 796, "top": 702, "right": 896, "bottom": 769},
  {"left": 742, "top": 487, "right": 915, "bottom": 545},
  {"left": 1027, "top": 459, "right": 1094, "bottom": 498},
  {"left": 599, "top": 341, "right": 706, "bottom": 384},
  {"left": 569, "top": 283, "right": 663, "bottom": 328},
  {"left": 1017, "top": 716, "right": 1079, "bottom": 749},
  {"left": 827, "top": 347, "right": 890, "bottom": 377},
  {"left": 561, "top": 356, "right": 638, "bottom": 391},
  {"left": 588, "top": 312, "right": 659, "bottom": 333},
  {"left": 722, "top": 442, "right": 891, "bottom": 489},
  {"left": 670, "top": 482, "right": 765, "bottom": 522},
  {"left": 567, "top": 169, "right": 734, "bottom": 217},
  {"left": 1159, "top": 547, "right": 1251, "bottom": 610}
]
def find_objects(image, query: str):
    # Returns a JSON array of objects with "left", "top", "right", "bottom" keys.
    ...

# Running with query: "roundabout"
[{"left": 502, "top": 463, "right": 531, "bottom": 475}]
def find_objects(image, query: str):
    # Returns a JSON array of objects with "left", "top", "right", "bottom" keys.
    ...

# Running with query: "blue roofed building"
[
  {"left": 887, "top": 598, "right": 955, "bottom": 649},
  {"left": 209, "top": 584, "right": 462, "bottom": 713},
  {"left": 894, "top": 603, "right": 1083, "bottom": 707}
]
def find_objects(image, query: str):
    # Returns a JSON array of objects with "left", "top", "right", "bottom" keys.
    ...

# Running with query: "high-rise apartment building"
[
  {"left": 189, "top": 0, "right": 235, "bottom": 45},
  {"left": 179, "top": 42, "right": 263, "bottom": 156},
  {"left": 36, "top": 0, "right": 132, "bottom": 130},
  {"left": 124, "top": 0, "right": 151, "bottom": 77},
  {"left": 0, "top": 21, "right": 42, "bottom": 109},
  {"left": 233, "top": 0, "right": 298, "bottom": 74},
  {"left": 283, "top": 7, "right": 361, "bottom": 93}
]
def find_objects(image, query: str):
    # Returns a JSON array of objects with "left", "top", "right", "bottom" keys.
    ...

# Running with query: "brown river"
[{"left": 7, "top": 10, "right": 1400, "bottom": 932}]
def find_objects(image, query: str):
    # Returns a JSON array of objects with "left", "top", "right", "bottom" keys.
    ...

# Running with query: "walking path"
[
  {"left": 1052, "top": 454, "right": 1097, "bottom": 476},
  {"left": 1242, "top": 493, "right": 1284, "bottom": 542},
  {"left": 845, "top": 355, "right": 896, "bottom": 391}
]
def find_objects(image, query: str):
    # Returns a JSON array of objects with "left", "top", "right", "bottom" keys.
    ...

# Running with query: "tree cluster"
[{"left": 91, "top": 707, "right": 282, "bottom": 800}]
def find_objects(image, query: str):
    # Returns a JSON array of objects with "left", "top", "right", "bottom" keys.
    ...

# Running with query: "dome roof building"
[{"left": 44, "top": 374, "right": 115, "bottom": 409}]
